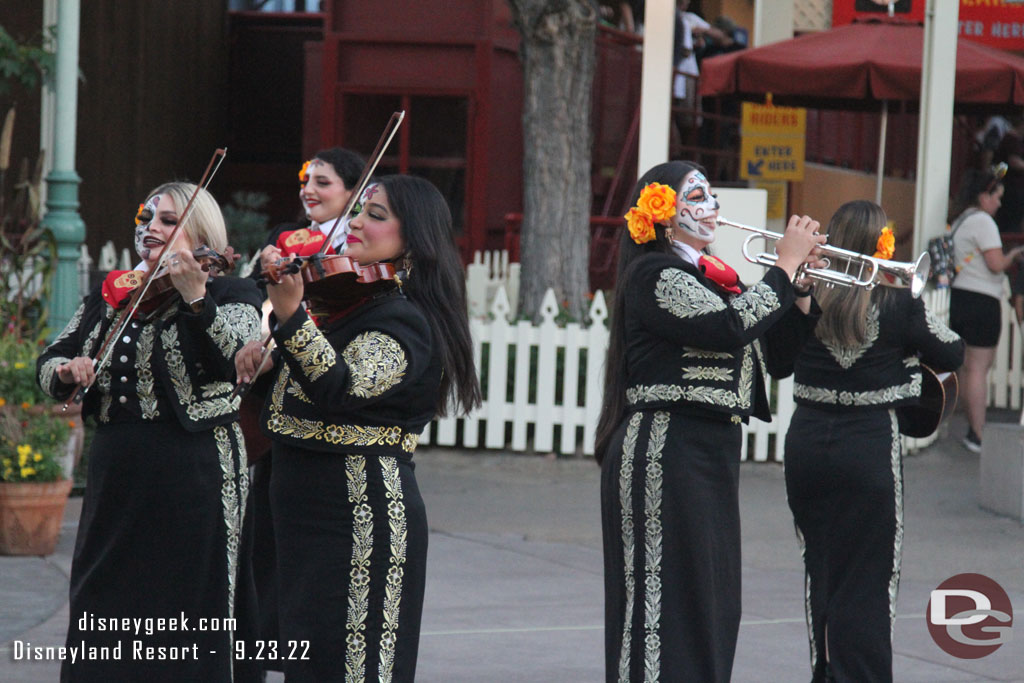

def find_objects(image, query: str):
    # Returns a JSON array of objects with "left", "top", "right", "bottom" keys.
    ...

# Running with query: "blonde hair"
[{"left": 146, "top": 182, "right": 227, "bottom": 253}]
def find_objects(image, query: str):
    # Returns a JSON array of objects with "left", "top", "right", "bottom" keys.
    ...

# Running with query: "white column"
[
  {"left": 637, "top": 0, "right": 675, "bottom": 174},
  {"left": 753, "top": 0, "right": 794, "bottom": 47},
  {"left": 913, "top": 0, "right": 959, "bottom": 256}
]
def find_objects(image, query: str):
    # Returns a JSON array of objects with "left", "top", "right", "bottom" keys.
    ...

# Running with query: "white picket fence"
[{"left": 67, "top": 244, "right": 1021, "bottom": 460}]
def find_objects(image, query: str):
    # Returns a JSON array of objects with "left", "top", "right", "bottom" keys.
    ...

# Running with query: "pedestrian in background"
[{"left": 949, "top": 166, "right": 1024, "bottom": 452}]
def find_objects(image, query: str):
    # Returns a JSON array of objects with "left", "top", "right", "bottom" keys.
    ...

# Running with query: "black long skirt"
[
  {"left": 270, "top": 442, "right": 428, "bottom": 682},
  {"left": 61, "top": 420, "right": 255, "bottom": 682},
  {"left": 784, "top": 406, "right": 903, "bottom": 683},
  {"left": 601, "top": 409, "right": 742, "bottom": 683}
]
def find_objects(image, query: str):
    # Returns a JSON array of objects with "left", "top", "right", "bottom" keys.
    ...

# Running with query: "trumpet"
[{"left": 716, "top": 218, "right": 931, "bottom": 298}]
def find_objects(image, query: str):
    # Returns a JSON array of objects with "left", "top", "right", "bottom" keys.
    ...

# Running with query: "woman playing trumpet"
[
  {"left": 784, "top": 200, "right": 964, "bottom": 682},
  {"left": 596, "top": 161, "right": 825, "bottom": 681}
]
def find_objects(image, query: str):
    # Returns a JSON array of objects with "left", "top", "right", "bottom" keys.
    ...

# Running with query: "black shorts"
[{"left": 950, "top": 288, "right": 1002, "bottom": 347}]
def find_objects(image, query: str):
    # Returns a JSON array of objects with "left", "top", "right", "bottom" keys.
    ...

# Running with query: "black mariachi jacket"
[
  {"left": 622, "top": 252, "right": 819, "bottom": 422},
  {"left": 261, "top": 291, "right": 442, "bottom": 458},
  {"left": 793, "top": 289, "right": 964, "bottom": 409},
  {"left": 37, "top": 276, "right": 262, "bottom": 431}
]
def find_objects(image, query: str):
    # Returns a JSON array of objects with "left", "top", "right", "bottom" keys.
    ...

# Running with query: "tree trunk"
[{"left": 509, "top": 0, "right": 596, "bottom": 323}]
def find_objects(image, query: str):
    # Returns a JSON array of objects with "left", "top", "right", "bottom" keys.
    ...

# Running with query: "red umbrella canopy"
[{"left": 700, "top": 20, "right": 1024, "bottom": 109}]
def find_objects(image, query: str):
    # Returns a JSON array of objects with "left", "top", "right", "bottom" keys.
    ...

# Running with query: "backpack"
[{"left": 926, "top": 209, "right": 974, "bottom": 288}]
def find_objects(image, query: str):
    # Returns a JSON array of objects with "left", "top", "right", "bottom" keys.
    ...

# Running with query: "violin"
[
  {"left": 262, "top": 252, "right": 398, "bottom": 311},
  {"left": 260, "top": 112, "right": 405, "bottom": 309},
  {"left": 131, "top": 245, "right": 240, "bottom": 309}
]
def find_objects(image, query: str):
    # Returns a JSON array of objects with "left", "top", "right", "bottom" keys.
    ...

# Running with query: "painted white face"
[
  {"left": 674, "top": 170, "right": 719, "bottom": 244},
  {"left": 133, "top": 194, "right": 162, "bottom": 261}
]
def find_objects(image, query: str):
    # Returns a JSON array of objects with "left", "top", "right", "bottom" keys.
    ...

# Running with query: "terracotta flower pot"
[{"left": 0, "top": 479, "right": 73, "bottom": 556}]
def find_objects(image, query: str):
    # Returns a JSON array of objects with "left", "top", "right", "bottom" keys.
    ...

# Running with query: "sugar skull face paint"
[
  {"left": 134, "top": 194, "right": 162, "bottom": 261},
  {"left": 674, "top": 170, "right": 719, "bottom": 244}
]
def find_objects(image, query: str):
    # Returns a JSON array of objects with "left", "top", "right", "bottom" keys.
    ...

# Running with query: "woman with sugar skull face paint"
[
  {"left": 596, "top": 161, "right": 826, "bottom": 682},
  {"left": 37, "top": 182, "right": 264, "bottom": 682}
]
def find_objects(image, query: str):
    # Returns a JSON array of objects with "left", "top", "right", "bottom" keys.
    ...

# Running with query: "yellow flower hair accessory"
[
  {"left": 873, "top": 225, "right": 895, "bottom": 260},
  {"left": 624, "top": 183, "right": 677, "bottom": 244},
  {"left": 298, "top": 159, "right": 312, "bottom": 185}
]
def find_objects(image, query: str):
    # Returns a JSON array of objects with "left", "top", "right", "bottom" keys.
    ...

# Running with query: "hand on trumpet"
[{"left": 773, "top": 214, "right": 827, "bottom": 283}]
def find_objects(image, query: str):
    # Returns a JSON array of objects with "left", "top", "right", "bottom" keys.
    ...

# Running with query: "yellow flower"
[
  {"left": 873, "top": 226, "right": 895, "bottom": 260},
  {"left": 17, "top": 444, "right": 31, "bottom": 459},
  {"left": 625, "top": 207, "right": 656, "bottom": 245},
  {"left": 0, "top": 397, "right": 6, "bottom": 407},
  {"left": 13, "top": 361, "right": 26, "bottom": 369},
  {"left": 18, "top": 452, "right": 27, "bottom": 467},
  {"left": 2, "top": 468, "right": 12, "bottom": 480},
  {"left": 636, "top": 183, "right": 677, "bottom": 222},
  {"left": 20, "top": 466, "right": 35, "bottom": 478},
  {"left": 1, "top": 457, "right": 10, "bottom": 468},
  {"left": 33, "top": 452, "right": 42, "bottom": 462}
]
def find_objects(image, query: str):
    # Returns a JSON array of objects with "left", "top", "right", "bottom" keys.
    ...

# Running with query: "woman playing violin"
[
  {"left": 237, "top": 175, "right": 480, "bottom": 681},
  {"left": 36, "top": 182, "right": 263, "bottom": 682}
]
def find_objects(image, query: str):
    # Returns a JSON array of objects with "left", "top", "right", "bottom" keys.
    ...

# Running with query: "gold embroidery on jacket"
[
  {"left": 208, "top": 302, "right": 261, "bottom": 360},
  {"left": 793, "top": 373, "right": 922, "bottom": 406},
  {"left": 215, "top": 425, "right": 240, "bottom": 622},
  {"left": 378, "top": 456, "right": 407, "bottom": 681},
  {"left": 825, "top": 305, "right": 880, "bottom": 369},
  {"left": 626, "top": 346, "right": 754, "bottom": 410},
  {"left": 136, "top": 324, "right": 160, "bottom": 419},
  {"left": 283, "top": 318, "right": 336, "bottom": 382},
  {"left": 342, "top": 331, "right": 408, "bottom": 398},
  {"left": 161, "top": 326, "right": 238, "bottom": 422},
  {"left": 267, "top": 363, "right": 418, "bottom": 452},
  {"left": 345, "top": 455, "right": 371, "bottom": 682}
]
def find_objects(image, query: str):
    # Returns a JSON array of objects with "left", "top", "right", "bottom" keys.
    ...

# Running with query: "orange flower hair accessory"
[
  {"left": 873, "top": 226, "right": 895, "bottom": 260},
  {"left": 134, "top": 203, "right": 146, "bottom": 226},
  {"left": 624, "top": 183, "right": 677, "bottom": 244},
  {"left": 298, "top": 159, "right": 312, "bottom": 185},
  {"left": 625, "top": 207, "right": 656, "bottom": 245}
]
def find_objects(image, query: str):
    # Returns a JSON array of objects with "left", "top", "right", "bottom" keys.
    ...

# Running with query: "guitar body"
[{"left": 897, "top": 365, "right": 959, "bottom": 438}]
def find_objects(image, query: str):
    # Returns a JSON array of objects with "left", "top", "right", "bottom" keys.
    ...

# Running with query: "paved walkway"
[{"left": 2, "top": 412, "right": 1023, "bottom": 681}]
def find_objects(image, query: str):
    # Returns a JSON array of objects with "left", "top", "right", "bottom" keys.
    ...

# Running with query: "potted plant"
[{"left": 0, "top": 398, "right": 73, "bottom": 555}]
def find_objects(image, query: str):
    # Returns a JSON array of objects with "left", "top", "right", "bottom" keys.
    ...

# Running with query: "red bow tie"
[{"left": 698, "top": 255, "right": 742, "bottom": 295}]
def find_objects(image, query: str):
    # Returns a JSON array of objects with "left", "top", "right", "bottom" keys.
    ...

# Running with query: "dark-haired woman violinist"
[
  {"left": 596, "top": 161, "right": 825, "bottom": 682},
  {"left": 36, "top": 182, "right": 263, "bottom": 682},
  {"left": 244, "top": 174, "right": 480, "bottom": 681}
]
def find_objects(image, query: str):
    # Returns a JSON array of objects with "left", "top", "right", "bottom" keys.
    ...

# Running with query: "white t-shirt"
[
  {"left": 673, "top": 11, "right": 710, "bottom": 99},
  {"left": 951, "top": 208, "right": 1005, "bottom": 299}
]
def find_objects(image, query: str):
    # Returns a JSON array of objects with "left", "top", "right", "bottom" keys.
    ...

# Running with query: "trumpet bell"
[{"left": 875, "top": 251, "right": 930, "bottom": 299}]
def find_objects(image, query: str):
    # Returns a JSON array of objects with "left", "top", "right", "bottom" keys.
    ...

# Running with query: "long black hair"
[
  {"left": 594, "top": 160, "right": 705, "bottom": 462},
  {"left": 375, "top": 175, "right": 482, "bottom": 416}
]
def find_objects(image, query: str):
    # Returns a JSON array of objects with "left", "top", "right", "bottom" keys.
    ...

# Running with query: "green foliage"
[
  {"left": 0, "top": 406, "right": 70, "bottom": 483},
  {"left": 1, "top": 125, "right": 54, "bottom": 344},
  {"left": 0, "top": 25, "right": 55, "bottom": 98},
  {"left": 222, "top": 191, "right": 271, "bottom": 258},
  {"left": 0, "top": 334, "right": 51, "bottom": 406}
]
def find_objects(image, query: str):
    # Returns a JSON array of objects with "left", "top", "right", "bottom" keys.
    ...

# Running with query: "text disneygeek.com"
[{"left": 10, "top": 611, "right": 236, "bottom": 664}]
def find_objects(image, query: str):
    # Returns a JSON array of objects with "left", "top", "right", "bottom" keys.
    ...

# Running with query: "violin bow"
[
  {"left": 318, "top": 110, "right": 405, "bottom": 255},
  {"left": 274, "top": 111, "right": 405, "bottom": 282},
  {"left": 64, "top": 148, "right": 228, "bottom": 410}
]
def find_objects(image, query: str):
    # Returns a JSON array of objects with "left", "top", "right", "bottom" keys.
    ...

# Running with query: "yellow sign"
[
  {"left": 740, "top": 102, "right": 806, "bottom": 182},
  {"left": 754, "top": 180, "right": 787, "bottom": 220}
]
